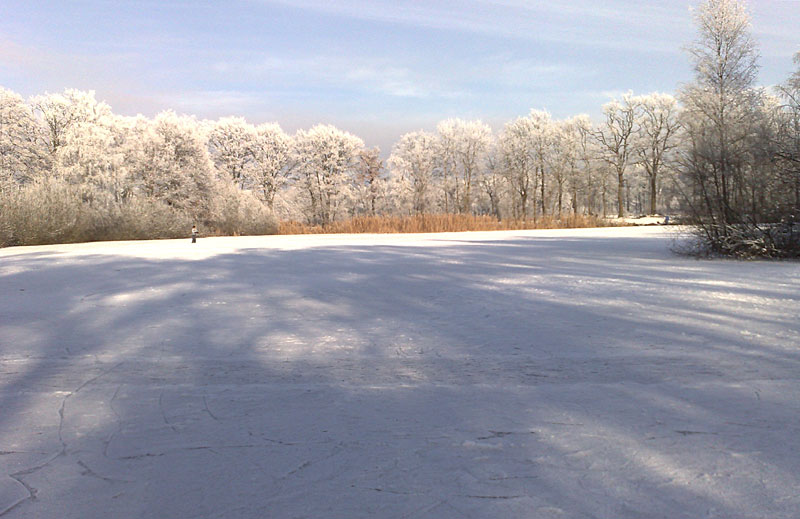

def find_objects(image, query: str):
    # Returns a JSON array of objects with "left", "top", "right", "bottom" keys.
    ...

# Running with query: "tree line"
[{"left": 1, "top": 0, "right": 798, "bottom": 255}]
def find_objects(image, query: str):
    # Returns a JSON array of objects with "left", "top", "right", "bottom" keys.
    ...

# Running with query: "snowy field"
[{"left": 1, "top": 226, "right": 799, "bottom": 519}]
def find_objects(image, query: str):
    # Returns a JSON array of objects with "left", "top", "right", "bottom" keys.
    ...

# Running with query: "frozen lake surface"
[{"left": 1, "top": 227, "right": 799, "bottom": 518}]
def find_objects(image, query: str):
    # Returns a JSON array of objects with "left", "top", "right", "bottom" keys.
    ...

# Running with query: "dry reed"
[{"left": 278, "top": 214, "right": 619, "bottom": 235}]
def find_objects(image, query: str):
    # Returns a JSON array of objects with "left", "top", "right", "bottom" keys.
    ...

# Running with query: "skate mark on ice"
[{"left": 2, "top": 362, "right": 125, "bottom": 516}]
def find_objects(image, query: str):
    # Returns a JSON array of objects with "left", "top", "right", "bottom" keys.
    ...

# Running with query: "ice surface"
[{"left": 1, "top": 227, "right": 799, "bottom": 518}]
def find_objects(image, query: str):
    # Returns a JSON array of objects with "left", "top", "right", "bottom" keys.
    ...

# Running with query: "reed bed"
[{"left": 278, "top": 214, "right": 619, "bottom": 235}]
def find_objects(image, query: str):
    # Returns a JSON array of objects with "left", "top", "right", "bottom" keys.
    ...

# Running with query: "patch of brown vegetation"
[{"left": 278, "top": 214, "right": 619, "bottom": 235}]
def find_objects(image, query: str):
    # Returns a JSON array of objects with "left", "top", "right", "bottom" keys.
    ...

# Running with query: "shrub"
[
  {"left": 683, "top": 220, "right": 800, "bottom": 258},
  {"left": 0, "top": 177, "right": 87, "bottom": 246},
  {"left": 0, "top": 178, "right": 248, "bottom": 247},
  {"left": 208, "top": 184, "right": 277, "bottom": 236}
]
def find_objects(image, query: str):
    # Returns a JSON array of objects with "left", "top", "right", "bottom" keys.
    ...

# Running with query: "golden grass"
[{"left": 277, "top": 214, "right": 619, "bottom": 235}]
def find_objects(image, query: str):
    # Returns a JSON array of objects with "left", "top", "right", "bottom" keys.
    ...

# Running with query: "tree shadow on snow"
[{"left": 1, "top": 233, "right": 799, "bottom": 518}]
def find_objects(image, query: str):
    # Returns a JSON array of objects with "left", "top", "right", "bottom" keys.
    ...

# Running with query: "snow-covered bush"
[
  {"left": 0, "top": 177, "right": 87, "bottom": 246},
  {"left": 683, "top": 221, "right": 800, "bottom": 259},
  {"left": 208, "top": 181, "right": 277, "bottom": 236},
  {"left": 0, "top": 178, "right": 198, "bottom": 246}
]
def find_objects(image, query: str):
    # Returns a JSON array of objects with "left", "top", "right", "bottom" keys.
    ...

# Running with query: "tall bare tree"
[
  {"left": 634, "top": 93, "right": 682, "bottom": 215},
  {"left": 680, "top": 0, "right": 759, "bottom": 228},
  {"left": 354, "top": 147, "right": 384, "bottom": 216},
  {"left": 498, "top": 116, "right": 536, "bottom": 220},
  {"left": 435, "top": 119, "right": 492, "bottom": 214},
  {"left": 776, "top": 53, "right": 800, "bottom": 213},
  {"left": 594, "top": 93, "right": 639, "bottom": 217}
]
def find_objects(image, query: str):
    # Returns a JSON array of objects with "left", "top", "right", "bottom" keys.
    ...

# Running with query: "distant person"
[
  {"left": 191, "top": 225, "right": 198, "bottom": 243},
  {"left": 664, "top": 215, "right": 670, "bottom": 225}
]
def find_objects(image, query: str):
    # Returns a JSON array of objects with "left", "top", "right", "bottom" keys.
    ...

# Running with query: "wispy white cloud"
[
  {"left": 345, "top": 66, "right": 430, "bottom": 98},
  {"left": 258, "top": 0, "right": 693, "bottom": 53},
  {"left": 2, "top": 0, "right": 797, "bottom": 154},
  {"left": 486, "top": 0, "right": 689, "bottom": 28},
  {"left": 206, "top": 54, "right": 462, "bottom": 100},
  {"left": 488, "top": 56, "right": 589, "bottom": 88},
  {"left": 163, "top": 90, "right": 270, "bottom": 116}
]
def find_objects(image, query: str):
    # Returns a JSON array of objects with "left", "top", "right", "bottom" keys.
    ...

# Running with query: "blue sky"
[{"left": 1, "top": 0, "right": 798, "bottom": 152}]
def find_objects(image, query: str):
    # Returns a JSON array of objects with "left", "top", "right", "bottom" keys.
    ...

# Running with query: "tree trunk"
[
  {"left": 602, "top": 180, "right": 607, "bottom": 217},
  {"left": 649, "top": 172, "right": 657, "bottom": 215},
  {"left": 540, "top": 165, "right": 546, "bottom": 216},
  {"left": 572, "top": 186, "right": 578, "bottom": 215},
  {"left": 557, "top": 186, "right": 563, "bottom": 218}
]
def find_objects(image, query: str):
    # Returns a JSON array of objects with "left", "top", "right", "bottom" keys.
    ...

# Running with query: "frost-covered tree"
[
  {"left": 129, "top": 111, "right": 216, "bottom": 220},
  {"left": 680, "top": 0, "right": 759, "bottom": 226},
  {"left": 633, "top": 93, "right": 681, "bottom": 215},
  {"left": 528, "top": 111, "right": 559, "bottom": 218},
  {"left": 30, "top": 89, "right": 111, "bottom": 156},
  {"left": 435, "top": 119, "right": 492, "bottom": 214},
  {"left": 549, "top": 120, "right": 576, "bottom": 217},
  {"left": 56, "top": 114, "right": 131, "bottom": 202},
  {"left": 433, "top": 124, "right": 457, "bottom": 213},
  {"left": 250, "top": 123, "right": 294, "bottom": 210},
  {"left": 498, "top": 115, "right": 537, "bottom": 220},
  {"left": 594, "top": 93, "right": 639, "bottom": 217},
  {"left": 294, "top": 124, "right": 364, "bottom": 224},
  {"left": 477, "top": 142, "right": 506, "bottom": 220},
  {"left": 207, "top": 117, "right": 256, "bottom": 189},
  {"left": 0, "top": 88, "right": 49, "bottom": 187},
  {"left": 677, "top": 0, "right": 799, "bottom": 256},
  {"left": 776, "top": 52, "right": 800, "bottom": 212},
  {"left": 353, "top": 147, "right": 384, "bottom": 216},
  {"left": 388, "top": 130, "right": 438, "bottom": 215},
  {"left": 564, "top": 115, "right": 594, "bottom": 215},
  {"left": 745, "top": 94, "right": 783, "bottom": 215}
]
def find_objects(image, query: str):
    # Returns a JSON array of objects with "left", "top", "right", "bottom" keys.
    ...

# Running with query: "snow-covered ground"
[
  {"left": 1, "top": 226, "right": 799, "bottom": 519},
  {"left": 613, "top": 215, "right": 671, "bottom": 226}
]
